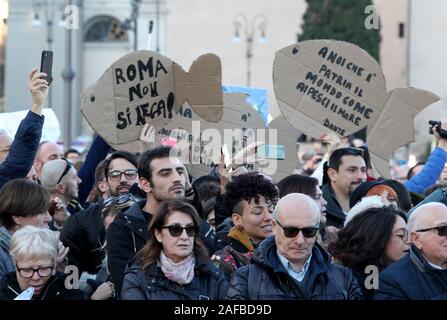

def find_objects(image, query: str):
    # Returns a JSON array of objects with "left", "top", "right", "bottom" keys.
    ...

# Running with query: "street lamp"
[
  {"left": 31, "top": 0, "right": 65, "bottom": 109},
  {"left": 233, "top": 13, "right": 267, "bottom": 87},
  {"left": 123, "top": 0, "right": 142, "bottom": 51}
]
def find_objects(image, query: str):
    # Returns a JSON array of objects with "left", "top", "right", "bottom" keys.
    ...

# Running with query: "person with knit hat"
[{"left": 349, "top": 180, "right": 399, "bottom": 209}]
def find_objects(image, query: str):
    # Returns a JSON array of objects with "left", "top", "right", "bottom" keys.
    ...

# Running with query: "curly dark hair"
[
  {"left": 223, "top": 173, "right": 278, "bottom": 215},
  {"left": 329, "top": 206, "right": 408, "bottom": 272}
]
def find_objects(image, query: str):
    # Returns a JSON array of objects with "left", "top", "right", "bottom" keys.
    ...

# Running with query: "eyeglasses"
[
  {"left": 107, "top": 169, "right": 138, "bottom": 181},
  {"left": 16, "top": 265, "right": 53, "bottom": 278},
  {"left": 160, "top": 224, "right": 199, "bottom": 237},
  {"left": 57, "top": 158, "right": 73, "bottom": 184},
  {"left": 415, "top": 225, "right": 447, "bottom": 237},
  {"left": 275, "top": 219, "right": 319, "bottom": 238},
  {"left": 393, "top": 228, "right": 409, "bottom": 242}
]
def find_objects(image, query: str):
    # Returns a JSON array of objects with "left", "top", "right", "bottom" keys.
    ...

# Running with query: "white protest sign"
[{"left": 0, "top": 108, "right": 61, "bottom": 142}]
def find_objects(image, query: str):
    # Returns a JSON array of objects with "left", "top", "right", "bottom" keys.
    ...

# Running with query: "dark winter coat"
[
  {"left": 106, "top": 201, "right": 150, "bottom": 295},
  {"left": 0, "top": 225, "right": 14, "bottom": 280},
  {"left": 60, "top": 200, "right": 106, "bottom": 274},
  {"left": 226, "top": 236, "right": 364, "bottom": 300},
  {"left": 0, "top": 272, "right": 87, "bottom": 300},
  {"left": 374, "top": 245, "right": 447, "bottom": 300},
  {"left": 212, "top": 227, "right": 255, "bottom": 279},
  {"left": 321, "top": 183, "right": 346, "bottom": 228},
  {"left": 107, "top": 200, "right": 217, "bottom": 295},
  {"left": 121, "top": 256, "right": 228, "bottom": 300}
]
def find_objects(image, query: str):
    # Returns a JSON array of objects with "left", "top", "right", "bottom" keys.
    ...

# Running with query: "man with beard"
[
  {"left": 106, "top": 146, "right": 216, "bottom": 294},
  {"left": 322, "top": 148, "right": 367, "bottom": 228},
  {"left": 59, "top": 152, "right": 138, "bottom": 275}
]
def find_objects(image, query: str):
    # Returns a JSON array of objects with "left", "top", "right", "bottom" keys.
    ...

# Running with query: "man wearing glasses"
[
  {"left": 375, "top": 202, "right": 447, "bottom": 300},
  {"left": 227, "top": 193, "right": 363, "bottom": 300}
]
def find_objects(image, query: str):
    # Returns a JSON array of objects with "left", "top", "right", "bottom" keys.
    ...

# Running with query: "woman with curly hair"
[
  {"left": 211, "top": 173, "right": 278, "bottom": 279},
  {"left": 329, "top": 206, "right": 410, "bottom": 299}
]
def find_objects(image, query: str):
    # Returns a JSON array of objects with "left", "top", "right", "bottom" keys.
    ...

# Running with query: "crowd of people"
[{"left": 0, "top": 69, "right": 445, "bottom": 300}]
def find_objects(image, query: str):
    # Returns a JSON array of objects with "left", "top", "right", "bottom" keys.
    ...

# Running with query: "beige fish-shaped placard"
[
  {"left": 80, "top": 50, "right": 223, "bottom": 149},
  {"left": 273, "top": 40, "right": 439, "bottom": 177}
]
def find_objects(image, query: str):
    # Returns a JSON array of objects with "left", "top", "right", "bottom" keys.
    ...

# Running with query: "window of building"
[
  {"left": 84, "top": 15, "right": 128, "bottom": 42},
  {"left": 399, "top": 23, "right": 405, "bottom": 38}
]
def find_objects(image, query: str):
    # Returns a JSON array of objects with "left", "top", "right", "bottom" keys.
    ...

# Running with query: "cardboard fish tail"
[
  {"left": 367, "top": 88, "right": 440, "bottom": 178},
  {"left": 173, "top": 54, "right": 223, "bottom": 122}
]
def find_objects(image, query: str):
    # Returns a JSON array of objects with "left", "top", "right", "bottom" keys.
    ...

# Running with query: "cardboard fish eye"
[
  {"left": 80, "top": 50, "right": 224, "bottom": 150},
  {"left": 273, "top": 39, "right": 440, "bottom": 178}
]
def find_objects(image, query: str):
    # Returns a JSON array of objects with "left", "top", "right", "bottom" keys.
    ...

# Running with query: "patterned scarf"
[
  {"left": 159, "top": 251, "right": 195, "bottom": 285},
  {"left": 227, "top": 226, "right": 255, "bottom": 252}
]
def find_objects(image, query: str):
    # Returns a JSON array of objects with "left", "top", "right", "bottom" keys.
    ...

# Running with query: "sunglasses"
[
  {"left": 160, "top": 224, "right": 199, "bottom": 237},
  {"left": 103, "top": 193, "right": 136, "bottom": 208},
  {"left": 275, "top": 219, "right": 319, "bottom": 238},
  {"left": 57, "top": 158, "right": 73, "bottom": 184},
  {"left": 107, "top": 169, "right": 138, "bottom": 181},
  {"left": 416, "top": 225, "right": 447, "bottom": 237}
]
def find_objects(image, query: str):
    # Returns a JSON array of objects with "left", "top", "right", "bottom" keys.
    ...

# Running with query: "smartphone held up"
[{"left": 40, "top": 50, "right": 53, "bottom": 85}]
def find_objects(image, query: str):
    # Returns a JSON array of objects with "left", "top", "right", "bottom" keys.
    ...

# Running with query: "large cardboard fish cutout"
[
  {"left": 81, "top": 50, "right": 223, "bottom": 150},
  {"left": 273, "top": 40, "right": 440, "bottom": 177}
]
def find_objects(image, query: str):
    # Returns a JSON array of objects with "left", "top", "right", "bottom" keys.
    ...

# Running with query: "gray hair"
[{"left": 10, "top": 225, "right": 59, "bottom": 266}]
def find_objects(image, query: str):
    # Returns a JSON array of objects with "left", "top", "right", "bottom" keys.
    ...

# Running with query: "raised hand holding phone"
[{"left": 29, "top": 68, "right": 50, "bottom": 115}]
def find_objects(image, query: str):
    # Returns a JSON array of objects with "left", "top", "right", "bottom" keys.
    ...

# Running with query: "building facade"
[{"left": 5, "top": 0, "right": 430, "bottom": 159}]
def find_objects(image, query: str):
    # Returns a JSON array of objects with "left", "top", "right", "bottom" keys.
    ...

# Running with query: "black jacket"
[
  {"left": 60, "top": 200, "right": 106, "bottom": 274},
  {"left": 374, "top": 245, "right": 447, "bottom": 300},
  {"left": 226, "top": 236, "right": 363, "bottom": 300},
  {"left": 0, "top": 111, "right": 44, "bottom": 189},
  {"left": 321, "top": 183, "right": 346, "bottom": 228},
  {"left": 0, "top": 272, "right": 87, "bottom": 300},
  {"left": 121, "top": 256, "right": 228, "bottom": 300},
  {"left": 106, "top": 201, "right": 150, "bottom": 295},
  {"left": 106, "top": 200, "right": 217, "bottom": 294}
]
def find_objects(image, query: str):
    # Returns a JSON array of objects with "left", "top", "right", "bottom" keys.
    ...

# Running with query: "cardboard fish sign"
[
  {"left": 80, "top": 50, "right": 223, "bottom": 149},
  {"left": 273, "top": 40, "right": 440, "bottom": 177}
]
